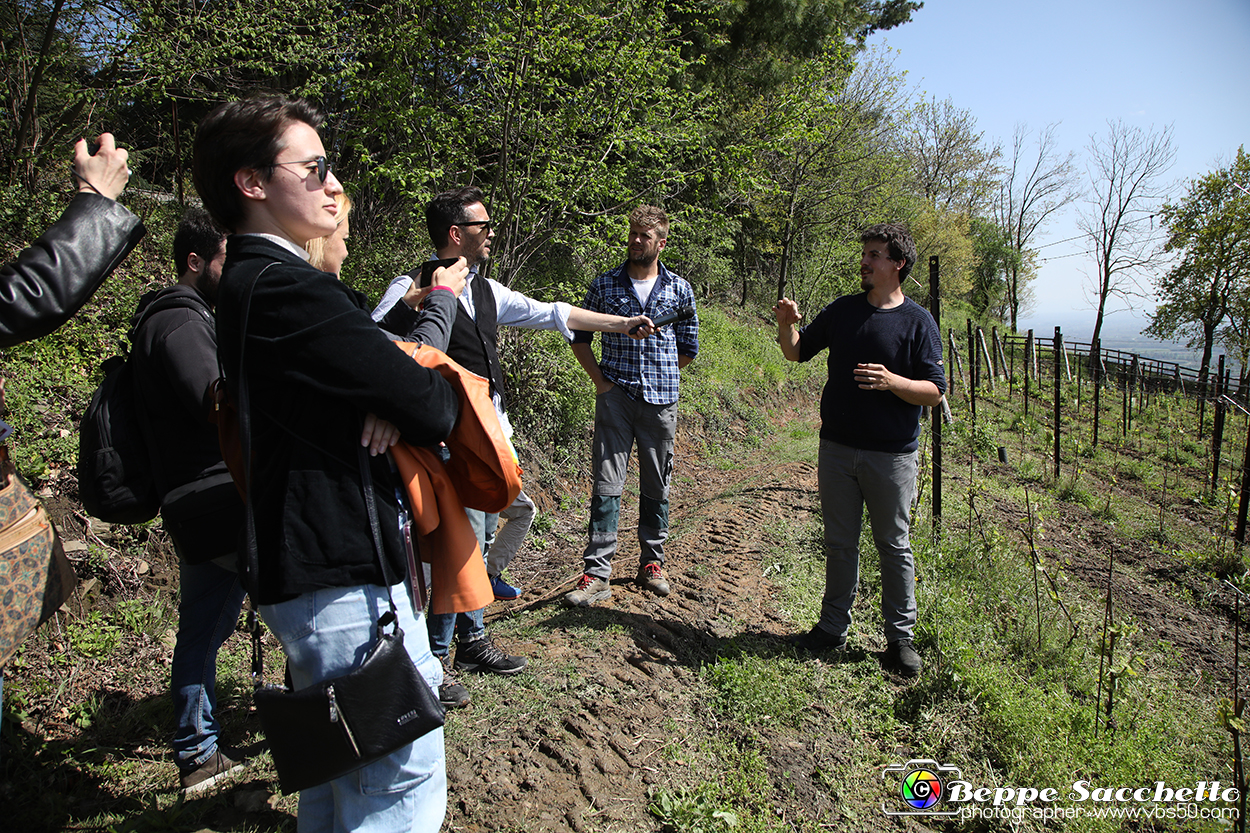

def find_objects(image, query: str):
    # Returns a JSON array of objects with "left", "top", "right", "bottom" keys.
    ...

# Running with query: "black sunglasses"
[
  {"left": 455, "top": 219, "right": 493, "bottom": 233},
  {"left": 271, "top": 156, "right": 330, "bottom": 184}
]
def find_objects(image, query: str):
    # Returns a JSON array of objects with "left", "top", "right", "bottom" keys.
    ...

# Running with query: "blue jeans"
[
  {"left": 261, "top": 582, "right": 446, "bottom": 833},
  {"left": 427, "top": 507, "right": 493, "bottom": 656},
  {"left": 581, "top": 386, "right": 677, "bottom": 579},
  {"left": 816, "top": 439, "right": 919, "bottom": 643},
  {"left": 172, "top": 554, "right": 246, "bottom": 771}
]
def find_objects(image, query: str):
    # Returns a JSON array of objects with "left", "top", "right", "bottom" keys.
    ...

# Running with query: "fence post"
[
  {"left": 1024, "top": 329, "right": 1034, "bottom": 418},
  {"left": 947, "top": 329, "right": 963, "bottom": 396},
  {"left": 1199, "top": 363, "right": 1210, "bottom": 441},
  {"left": 1054, "top": 327, "right": 1063, "bottom": 480},
  {"left": 1008, "top": 334, "right": 1017, "bottom": 398},
  {"left": 930, "top": 255, "right": 942, "bottom": 542},
  {"left": 1213, "top": 355, "right": 1227, "bottom": 496},
  {"left": 967, "top": 318, "right": 976, "bottom": 392},
  {"left": 977, "top": 328, "right": 995, "bottom": 392},
  {"left": 1092, "top": 338, "right": 1102, "bottom": 449},
  {"left": 1235, "top": 412, "right": 1250, "bottom": 546}
]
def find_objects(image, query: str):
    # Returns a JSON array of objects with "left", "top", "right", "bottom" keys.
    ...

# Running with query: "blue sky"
[{"left": 867, "top": 0, "right": 1250, "bottom": 340}]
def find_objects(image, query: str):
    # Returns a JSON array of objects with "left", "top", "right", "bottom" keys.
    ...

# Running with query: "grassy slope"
[{"left": 1, "top": 302, "right": 1244, "bottom": 832}]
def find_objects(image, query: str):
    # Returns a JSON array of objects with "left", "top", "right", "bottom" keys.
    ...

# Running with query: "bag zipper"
[
  {"left": 327, "top": 685, "right": 362, "bottom": 758},
  {"left": 0, "top": 505, "right": 48, "bottom": 551}
]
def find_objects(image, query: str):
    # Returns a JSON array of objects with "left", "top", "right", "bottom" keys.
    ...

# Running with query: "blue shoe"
[{"left": 490, "top": 574, "right": 522, "bottom": 600}]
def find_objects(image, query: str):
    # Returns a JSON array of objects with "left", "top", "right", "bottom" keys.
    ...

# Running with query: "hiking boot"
[
  {"left": 793, "top": 625, "right": 847, "bottom": 654},
  {"left": 454, "top": 635, "right": 527, "bottom": 675},
  {"left": 180, "top": 747, "right": 244, "bottom": 795},
  {"left": 490, "top": 573, "right": 522, "bottom": 601},
  {"left": 889, "top": 638, "right": 922, "bottom": 677},
  {"left": 438, "top": 655, "right": 471, "bottom": 709},
  {"left": 637, "top": 562, "right": 670, "bottom": 597},
  {"left": 564, "top": 574, "right": 612, "bottom": 607}
]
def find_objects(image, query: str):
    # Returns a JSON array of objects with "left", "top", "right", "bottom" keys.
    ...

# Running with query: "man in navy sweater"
[{"left": 774, "top": 222, "right": 945, "bottom": 677}]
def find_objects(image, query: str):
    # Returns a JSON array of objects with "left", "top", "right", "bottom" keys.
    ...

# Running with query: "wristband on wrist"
[
  {"left": 73, "top": 171, "right": 105, "bottom": 197},
  {"left": 430, "top": 285, "right": 456, "bottom": 294}
]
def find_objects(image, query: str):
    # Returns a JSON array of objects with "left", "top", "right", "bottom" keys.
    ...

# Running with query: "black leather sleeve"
[{"left": 0, "top": 193, "right": 145, "bottom": 348}]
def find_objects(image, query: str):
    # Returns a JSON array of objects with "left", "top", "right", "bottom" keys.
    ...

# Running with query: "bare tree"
[
  {"left": 1078, "top": 120, "right": 1176, "bottom": 352},
  {"left": 995, "top": 122, "right": 1078, "bottom": 331},
  {"left": 902, "top": 96, "right": 1001, "bottom": 214}
]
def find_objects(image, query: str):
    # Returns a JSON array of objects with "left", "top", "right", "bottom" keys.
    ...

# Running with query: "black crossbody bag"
[{"left": 233, "top": 264, "right": 444, "bottom": 794}]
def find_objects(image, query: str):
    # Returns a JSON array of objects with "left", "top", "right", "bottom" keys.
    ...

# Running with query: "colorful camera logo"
[
  {"left": 882, "top": 759, "right": 961, "bottom": 816},
  {"left": 901, "top": 767, "right": 943, "bottom": 809}
]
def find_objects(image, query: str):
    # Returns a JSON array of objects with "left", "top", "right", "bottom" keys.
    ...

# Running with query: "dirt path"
[{"left": 440, "top": 446, "right": 821, "bottom": 832}]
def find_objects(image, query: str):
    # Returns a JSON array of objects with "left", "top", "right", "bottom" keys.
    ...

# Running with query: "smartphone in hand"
[{"left": 419, "top": 257, "right": 460, "bottom": 288}]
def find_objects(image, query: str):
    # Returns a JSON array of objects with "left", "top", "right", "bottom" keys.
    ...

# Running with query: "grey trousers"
[
  {"left": 581, "top": 385, "right": 677, "bottom": 580},
  {"left": 471, "top": 489, "right": 536, "bottom": 578},
  {"left": 816, "top": 438, "right": 919, "bottom": 643}
]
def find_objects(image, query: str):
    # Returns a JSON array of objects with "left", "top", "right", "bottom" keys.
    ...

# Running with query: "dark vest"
[{"left": 445, "top": 274, "right": 508, "bottom": 411}]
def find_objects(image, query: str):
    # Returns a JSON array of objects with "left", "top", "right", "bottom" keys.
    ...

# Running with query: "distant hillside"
[{"left": 1017, "top": 310, "right": 1216, "bottom": 371}]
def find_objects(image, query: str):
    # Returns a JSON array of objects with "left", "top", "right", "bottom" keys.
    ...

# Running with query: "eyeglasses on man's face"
[
  {"left": 455, "top": 219, "right": 493, "bottom": 234},
  {"left": 271, "top": 156, "right": 331, "bottom": 184}
]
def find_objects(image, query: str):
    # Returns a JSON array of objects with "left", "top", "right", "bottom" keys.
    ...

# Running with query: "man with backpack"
[{"left": 127, "top": 209, "right": 248, "bottom": 793}]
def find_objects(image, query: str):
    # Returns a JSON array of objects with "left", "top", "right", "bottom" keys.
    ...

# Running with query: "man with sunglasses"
[{"left": 373, "top": 186, "right": 653, "bottom": 708}]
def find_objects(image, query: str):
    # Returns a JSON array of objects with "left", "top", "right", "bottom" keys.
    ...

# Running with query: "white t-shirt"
[{"left": 632, "top": 276, "right": 658, "bottom": 307}]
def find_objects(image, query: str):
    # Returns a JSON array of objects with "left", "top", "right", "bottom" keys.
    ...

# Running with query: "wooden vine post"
[
  {"left": 967, "top": 318, "right": 977, "bottom": 422},
  {"left": 1212, "top": 354, "right": 1227, "bottom": 495},
  {"left": 929, "top": 256, "right": 942, "bottom": 541},
  {"left": 1023, "top": 329, "right": 1034, "bottom": 418},
  {"left": 1054, "top": 327, "right": 1063, "bottom": 479},
  {"left": 1092, "top": 338, "right": 1102, "bottom": 449},
  {"left": 977, "top": 328, "right": 994, "bottom": 392},
  {"left": 947, "top": 329, "right": 962, "bottom": 396}
]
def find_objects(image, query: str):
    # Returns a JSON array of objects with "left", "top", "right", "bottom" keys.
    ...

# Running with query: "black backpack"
[{"left": 78, "top": 293, "right": 208, "bottom": 524}]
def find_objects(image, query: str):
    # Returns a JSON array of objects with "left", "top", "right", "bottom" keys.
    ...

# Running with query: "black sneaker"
[
  {"left": 793, "top": 625, "right": 847, "bottom": 653},
  {"left": 889, "top": 638, "right": 922, "bottom": 677},
  {"left": 454, "top": 635, "right": 528, "bottom": 675},
  {"left": 438, "top": 655, "right": 471, "bottom": 709},
  {"left": 180, "top": 747, "right": 244, "bottom": 795}
]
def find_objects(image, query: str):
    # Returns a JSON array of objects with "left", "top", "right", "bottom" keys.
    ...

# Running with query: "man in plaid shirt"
[{"left": 565, "top": 206, "right": 699, "bottom": 607}]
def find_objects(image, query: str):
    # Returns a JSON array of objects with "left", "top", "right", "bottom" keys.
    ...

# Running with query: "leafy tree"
[
  {"left": 1078, "top": 120, "right": 1176, "bottom": 354},
  {"left": 1145, "top": 147, "right": 1250, "bottom": 381},
  {"left": 739, "top": 46, "right": 907, "bottom": 307},
  {"left": 968, "top": 215, "right": 1019, "bottom": 319}
]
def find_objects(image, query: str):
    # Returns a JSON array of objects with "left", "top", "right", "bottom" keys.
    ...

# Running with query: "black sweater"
[
  {"left": 798, "top": 294, "right": 946, "bottom": 453},
  {"left": 215, "top": 236, "right": 459, "bottom": 604}
]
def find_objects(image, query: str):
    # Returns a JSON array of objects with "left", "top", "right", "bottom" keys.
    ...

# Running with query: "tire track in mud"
[{"left": 443, "top": 457, "right": 820, "bottom": 832}]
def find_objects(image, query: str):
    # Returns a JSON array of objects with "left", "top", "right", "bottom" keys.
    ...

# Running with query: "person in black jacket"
[
  {"left": 0, "top": 133, "right": 140, "bottom": 767},
  {"left": 0, "top": 133, "right": 141, "bottom": 347},
  {"left": 193, "top": 96, "right": 464, "bottom": 831},
  {"left": 128, "top": 209, "right": 249, "bottom": 794}
]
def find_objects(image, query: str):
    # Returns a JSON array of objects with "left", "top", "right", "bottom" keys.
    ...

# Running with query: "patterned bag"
[{"left": 0, "top": 444, "right": 77, "bottom": 667}]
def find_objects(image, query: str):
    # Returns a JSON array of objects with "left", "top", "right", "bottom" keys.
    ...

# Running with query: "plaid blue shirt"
[{"left": 572, "top": 261, "right": 698, "bottom": 405}]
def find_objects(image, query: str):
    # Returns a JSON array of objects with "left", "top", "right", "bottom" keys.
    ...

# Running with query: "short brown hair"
[
  {"left": 192, "top": 95, "right": 324, "bottom": 232},
  {"left": 629, "top": 205, "right": 669, "bottom": 239}
]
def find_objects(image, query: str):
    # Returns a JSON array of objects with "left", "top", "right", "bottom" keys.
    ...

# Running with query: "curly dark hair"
[
  {"left": 192, "top": 96, "right": 324, "bottom": 232},
  {"left": 860, "top": 222, "right": 917, "bottom": 283}
]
